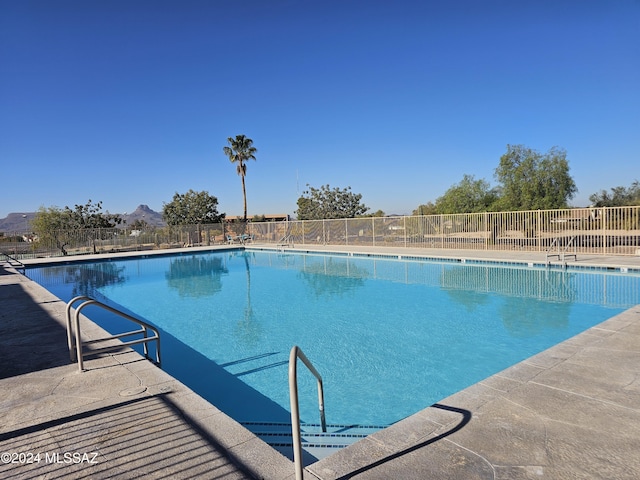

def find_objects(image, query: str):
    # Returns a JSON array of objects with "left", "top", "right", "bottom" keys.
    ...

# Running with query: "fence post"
[
  {"left": 483, "top": 212, "right": 487, "bottom": 250},
  {"left": 537, "top": 210, "right": 541, "bottom": 252},
  {"left": 345, "top": 218, "right": 348, "bottom": 246},
  {"left": 603, "top": 208, "right": 608, "bottom": 255},
  {"left": 322, "top": 219, "right": 326, "bottom": 245},
  {"left": 372, "top": 217, "right": 375, "bottom": 247},
  {"left": 403, "top": 216, "right": 407, "bottom": 248}
]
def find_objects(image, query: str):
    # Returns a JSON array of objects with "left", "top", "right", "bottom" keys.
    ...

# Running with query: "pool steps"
[{"left": 241, "top": 421, "right": 386, "bottom": 461}]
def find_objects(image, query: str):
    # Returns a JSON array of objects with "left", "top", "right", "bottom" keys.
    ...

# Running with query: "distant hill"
[
  {"left": 0, "top": 212, "right": 37, "bottom": 233},
  {"left": 123, "top": 204, "right": 166, "bottom": 227},
  {"left": 0, "top": 205, "right": 166, "bottom": 233}
]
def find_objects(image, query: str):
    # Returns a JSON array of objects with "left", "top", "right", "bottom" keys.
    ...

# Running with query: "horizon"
[{"left": 1, "top": 0, "right": 638, "bottom": 219}]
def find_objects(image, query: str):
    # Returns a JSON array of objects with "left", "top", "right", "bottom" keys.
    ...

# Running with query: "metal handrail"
[
  {"left": 289, "top": 345, "right": 326, "bottom": 480},
  {"left": 545, "top": 237, "right": 560, "bottom": 263},
  {"left": 277, "top": 233, "right": 293, "bottom": 248},
  {"left": 0, "top": 252, "right": 25, "bottom": 273},
  {"left": 562, "top": 235, "right": 577, "bottom": 262},
  {"left": 66, "top": 295, "right": 161, "bottom": 372},
  {"left": 546, "top": 236, "right": 577, "bottom": 264}
]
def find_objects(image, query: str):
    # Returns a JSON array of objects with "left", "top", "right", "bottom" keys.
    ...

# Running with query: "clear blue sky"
[{"left": 1, "top": 0, "right": 638, "bottom": 219}]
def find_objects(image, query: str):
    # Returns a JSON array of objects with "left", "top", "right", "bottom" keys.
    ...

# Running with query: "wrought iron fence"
[
  {"left": 1, "top": 206, "right": 639, "bottom": 260},
  {"left": 251, "top": 206, "right": 640, "bottom": 256},
  {"left": 0, "top": 224, "right": 228, "bottom": 260}
]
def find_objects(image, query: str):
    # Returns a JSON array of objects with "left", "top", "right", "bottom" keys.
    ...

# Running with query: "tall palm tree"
[{"left": 223, "top": 134, "right": 257, "bottom": 221}]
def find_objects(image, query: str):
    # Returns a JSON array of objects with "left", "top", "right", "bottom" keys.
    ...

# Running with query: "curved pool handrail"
[
  {"left": 289, "top": 345, "right": 326, "bottom": 480},
  {"left": 66, "top": 296, "right": 161, "bottom": 372}
]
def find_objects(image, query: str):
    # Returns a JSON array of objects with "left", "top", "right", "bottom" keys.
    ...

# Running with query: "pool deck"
[{"left": 1, "top": 245, "right": 640, "bottom": 479}]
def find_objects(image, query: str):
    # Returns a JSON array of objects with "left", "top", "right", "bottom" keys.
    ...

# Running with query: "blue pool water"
[{"left": 27, "top": 249, "right": 640, "bottom": 429}]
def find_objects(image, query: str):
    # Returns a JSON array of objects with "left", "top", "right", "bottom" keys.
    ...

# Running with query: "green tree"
[
  {"left": 494, "top": 145, "right": 577, "bottom": 210},
  {"left": 296, "top": 184, "right": 369, "bottom": 220},
  {"left": 162, "top": 189, "right": 224, "bottom": 225},
  {"left": 32, "top": 200, "right": 122, "bottom": 255},
  {"left": 130, "top": 219, "right": 148, "bottom": 230},
  {"left": 368, "top": 209, "right": 386, "bottom": 217},
  {"left": 65, "top": 200, "right": 122, "bottom": 229},
  {"left": 355, "top": 209, "right": 386, "bottom": 218},
  {"left": 32, "top": 206, "right": 74, "bottom": 256},
  {"left": 66, "top": 200, "right": 123, "bottom": 254},
  {"left": 589, "top": 180, "right": 640, "bottom": 207},
  {"left": 223, "top": 134, "right": 257, "bottom": 221},
  {"left": 413, "top": 202, "right": 437, "bottom": 216},
  {"left": 432, "top": 175, "right": 499, "bottom": 214}
]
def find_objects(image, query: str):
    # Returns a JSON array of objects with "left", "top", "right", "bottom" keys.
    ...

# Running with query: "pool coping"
[
  {"left": 6, "top": 244, "right": 640, "bottom": 479},
  {"left": 20, "top": 243, "right": 640, "bottom": 274}
]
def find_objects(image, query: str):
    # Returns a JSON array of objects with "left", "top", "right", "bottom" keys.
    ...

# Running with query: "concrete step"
[{"left": 241, "top": 422, "right": 387, "bottom": 462}]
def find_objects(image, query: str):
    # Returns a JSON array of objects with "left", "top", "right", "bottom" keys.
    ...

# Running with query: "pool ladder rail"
[
  {"left": 0, "top": 252, "right": 25, "bottom": 273},
  {"left": 276, "top": 233, "right": 294, "bottom": 250},
  {"left": 546, "top": 235, "right": 578, "bottom": 265},
  {"left": 289, "top": 345, "right": 325, "bottom": 479},
  {"left": 65, "top": 296, "right": 161, "bottom": 372},
  {"left": 285, "top": 346, "right": 387, "bottom": 478}
]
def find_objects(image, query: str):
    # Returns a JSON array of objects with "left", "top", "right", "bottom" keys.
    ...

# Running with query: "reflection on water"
[
  {"left": 165, "top": 255, "right": 228, "bottom": 298},
  {"left": 234, "top": 252, "right": 262, "bottom": 346},
  {"left": 442, "top": 287, "right": 491, "bottom": 312},
  {"left": 251, "top": 253, "right": 639, "bottom": 308},
  {"left": 248, "top": 253, "right": 640, "bottom": 339},
  {"left": 499, "top": 296, "right": 570, "bottom": 337},
  {"left": 440, "top": 265, "right": 576, "bottom": 333},
  {"left": 440, "top": 265, "right": 578, "bottom": 303},
  {"left": 28, "top": 262, "right": 126, "bottom": 299},
  {"left": 27, "top": 253, "right": 640, "bottom": 312},
  {"left": 298, "top": 256, "right": 369, "bottom": 296}
]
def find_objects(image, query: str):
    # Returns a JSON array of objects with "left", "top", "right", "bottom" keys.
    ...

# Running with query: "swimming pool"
[{"left": 27, "top": 249, "right": 640, "bottom": 430}]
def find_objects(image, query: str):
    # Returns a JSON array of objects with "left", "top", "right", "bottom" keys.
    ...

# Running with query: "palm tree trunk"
[{"left": 241, "top": 173, "right": 247, "bottom": 221}]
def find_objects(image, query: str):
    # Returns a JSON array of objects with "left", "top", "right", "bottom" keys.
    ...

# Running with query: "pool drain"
[{"left": 119, "top": 386, "right": 147, "bottom": 397}]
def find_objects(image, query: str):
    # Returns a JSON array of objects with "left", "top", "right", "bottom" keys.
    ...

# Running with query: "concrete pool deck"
[{"left": 1, "top": 246, "right": 640, "bottom": 479}]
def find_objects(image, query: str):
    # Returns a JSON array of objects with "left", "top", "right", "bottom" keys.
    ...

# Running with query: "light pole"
[{"left": 20, "top": 214, "right": 28, "bottom": 256}]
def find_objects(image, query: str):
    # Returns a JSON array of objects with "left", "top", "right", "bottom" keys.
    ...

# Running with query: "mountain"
[
  {"left": 0, "top": 205, "right": 166, "bottom": 233},
  {"left": 0, "top": 212, "right": 37, "bottom": 233},
  {"left": 123, "top": 205, "right": 166, "bottom": 227}
]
